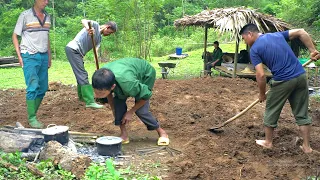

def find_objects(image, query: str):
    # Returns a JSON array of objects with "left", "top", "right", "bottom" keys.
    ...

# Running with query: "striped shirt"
[{"left": 14, "top": 8, "right": 51, "bottom": 54}]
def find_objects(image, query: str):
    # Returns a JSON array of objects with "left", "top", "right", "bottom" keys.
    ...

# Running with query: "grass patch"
[
  {"left": 150, "top": 42, "right": 246, "bottom": 79},
  {"left": 0, "top": 42, "right": 246, "bottom": 89},
  {"left": 0, "top": 151, "right": 160, "bottom": 180}
]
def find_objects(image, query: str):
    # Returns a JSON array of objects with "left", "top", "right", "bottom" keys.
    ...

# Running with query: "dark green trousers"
[{"left": 264, "top": 73, "right": 311, "bottom": 127}]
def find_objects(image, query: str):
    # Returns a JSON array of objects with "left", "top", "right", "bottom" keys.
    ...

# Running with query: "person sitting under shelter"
[{"left": 205, "top": 41, "right": 223, "bottom": 75}]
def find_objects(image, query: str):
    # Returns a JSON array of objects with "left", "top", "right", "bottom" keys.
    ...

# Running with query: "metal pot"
[
  {"left": 42, "top": 124, "right": 69, "bottom": 145},
  {"left": 96, "top": 136, "right": 122, "bottom": 156}
]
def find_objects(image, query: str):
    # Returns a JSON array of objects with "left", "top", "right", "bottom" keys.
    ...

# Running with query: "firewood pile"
[{"left": 0, "top": 56, "right": 19, "bottom": 68}]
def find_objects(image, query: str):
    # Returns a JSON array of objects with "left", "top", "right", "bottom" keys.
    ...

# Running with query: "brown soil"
[{"left": 1, "top": 77, "right": 320, "bottom": 179}]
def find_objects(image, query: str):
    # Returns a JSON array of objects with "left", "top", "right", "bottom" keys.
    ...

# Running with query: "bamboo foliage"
[{"left": 174, "top": 7, "right": 291, "bottom": 41}]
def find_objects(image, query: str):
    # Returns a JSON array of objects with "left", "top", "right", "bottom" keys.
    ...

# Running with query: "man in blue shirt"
[{"left": 240, "top": 24, "right": 319, "bottom": 153}]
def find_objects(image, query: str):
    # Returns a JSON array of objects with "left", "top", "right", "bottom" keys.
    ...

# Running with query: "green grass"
[
  {"left": 0, "top": 151, "right": 159, "bottom": 180},
  {"left": 0, "top": 42, "right": 246, "bottom": 89},
  {"left": 150, "top": 42, "right": 246, "bottom": 79}
]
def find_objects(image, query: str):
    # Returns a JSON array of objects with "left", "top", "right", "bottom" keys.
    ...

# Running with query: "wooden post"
[
  {"left": 52, "top": 0, "right": 56, "bottom": 60},
  {"left": 203, "top": 25, "right": 208, "bottom": 70},
  {"left": 233, "top": 38, "right": 239, "bottom": 78}
]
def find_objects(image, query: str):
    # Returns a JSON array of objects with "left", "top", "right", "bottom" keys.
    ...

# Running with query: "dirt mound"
[{"left": 1, "top": 77, "right": 320, "bottom": 179}]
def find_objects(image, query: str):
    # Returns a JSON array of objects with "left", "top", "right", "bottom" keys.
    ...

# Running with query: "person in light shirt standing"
[{"left": 12, "top": 0, "right": 51, "bottom": 128}]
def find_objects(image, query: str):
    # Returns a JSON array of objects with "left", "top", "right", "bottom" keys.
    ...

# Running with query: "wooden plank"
[
  {"left": 0, "top": 56, "right": 17, "bottom": 60},
  {"left": 0, "top": 57, "right": 18, "bottom": 65},
  {"left": 0, "top": 63, "right": 20, "bottom": 68}
]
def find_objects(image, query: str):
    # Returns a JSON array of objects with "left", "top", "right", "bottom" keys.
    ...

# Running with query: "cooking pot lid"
[
  {"left": 42, "top": 125, "right": 69, "bottom": 135},
  {"left": 96, "top": 136, "right": 122, "bottom": 145}
]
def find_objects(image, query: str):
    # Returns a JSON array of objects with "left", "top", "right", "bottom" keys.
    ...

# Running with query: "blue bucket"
[{"left": 176, "top": 47, "right": 182, "bottom": 55}]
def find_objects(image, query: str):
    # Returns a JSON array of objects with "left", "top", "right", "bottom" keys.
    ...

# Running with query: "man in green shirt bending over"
[{"left": 92, "top": 58, "right": 169, "bottom": 145}]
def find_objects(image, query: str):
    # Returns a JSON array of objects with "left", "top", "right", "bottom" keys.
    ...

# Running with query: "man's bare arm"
[
  {"left": 255, "top": 63, "right": 266, "bottom": 102},
  {"left": 288, "top": 29, "right": 317, "bottom": 54},
  {"left": 12, "top": 33, "right": 23, "bottom": 67}
]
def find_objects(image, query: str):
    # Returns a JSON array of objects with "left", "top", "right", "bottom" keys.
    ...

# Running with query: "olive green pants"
[{"left": 264, "top": 73, "right": 311, "bottom": 128}]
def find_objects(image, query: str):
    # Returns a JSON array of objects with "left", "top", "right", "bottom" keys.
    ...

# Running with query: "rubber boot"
[
  {"left": 35, "top": 98, "right": 43, "bottom": 112},
  {"left": 26, "top": 100, "right": 43, "bottom": 128},
  {"left": 77, "top": 85, "right": 84, "bottom": 102},
  {"left": 81, "top": 84, "right": 104, "bottom": 109}
]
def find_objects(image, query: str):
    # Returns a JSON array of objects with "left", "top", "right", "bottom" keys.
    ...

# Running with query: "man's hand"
[
  {"left": 87, "top": 28, "right": 94, "bottom": 36},
  {"left": 212, "top": 60, "right": 219, "bottom": 66},
  {"left": 81, "top": 19, "right": 94, "bottom": 36},
  {"left": 48, "top": 58, "right": 52, "bottom": 68},
  {"left": 122, "top": 111, "right": 134, "bottom": 125},
  {"left": 122, "top": 99, "right": 146, "bottom": 125},
  {"left": 259, "top": 93, "right": 266, "bottom": 103},
  {"left": 311, "top": 50, "right": 320, "bottom": 61},
  {"left": 18, "top": 56, "right": 23, "bottom": 68}
]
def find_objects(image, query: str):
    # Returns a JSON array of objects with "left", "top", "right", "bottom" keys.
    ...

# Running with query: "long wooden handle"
[
  {"left": 222, "top": 98, "right": 259, "bottom": 126},
  {"left": 221, "top": 59, "right": 314, "bottom": 126},
  {"left": 302, "top": 59, "right": 314, "bottom": 67},
  {"left": 88, "top": 21, "right": 100, "bottom": 70},
  {"left": 11, "top": 127, "right": 100, "bottom": 136}
]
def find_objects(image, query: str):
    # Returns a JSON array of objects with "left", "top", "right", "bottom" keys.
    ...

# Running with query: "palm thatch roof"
[{"left": 174, "top": 7, "right": 291, "bottom": 41}]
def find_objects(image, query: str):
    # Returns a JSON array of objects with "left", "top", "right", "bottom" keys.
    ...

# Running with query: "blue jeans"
[{"left": 22, "top": 52, "right": 49, "bottom": 100}]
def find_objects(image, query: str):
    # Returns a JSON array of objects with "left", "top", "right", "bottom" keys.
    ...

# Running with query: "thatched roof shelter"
[
  {"left": 174, "top": 7, "right": 291, "bottom": 41},
  {"left": 174, "top": 7, "right": 297, "bottom": 77}
]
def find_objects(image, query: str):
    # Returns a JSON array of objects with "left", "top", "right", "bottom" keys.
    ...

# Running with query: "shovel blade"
[{"left": 208, "top": 127, "right": 224, "bottom": 134}]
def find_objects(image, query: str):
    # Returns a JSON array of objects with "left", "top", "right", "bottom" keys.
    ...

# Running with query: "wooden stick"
[
  {"left": 70, "top": 135, "right": 98, "bottom": 139},
  {"left": 88, "top": 21, "right": 100, "bottom": 70},
  {"left": 2, "top": 125, "right": 102, "bottom": 137},
  {"left": 26, "top": 163, "right": 44, "bottom": 177},
  {"left": 0, "top": 157, "right": 19, "bottom": 171},
  {"left": 69, "top": 131, "right": 102, "bottom": 136},
  {"left": 0, "top": 128, "right": 101, "bottom": 142},
  {"left": 72, "top": 138, "right": 96, "bottom": 144},
  {"left": 10, "top": 127, "right": 101, "bottom": 136}
]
